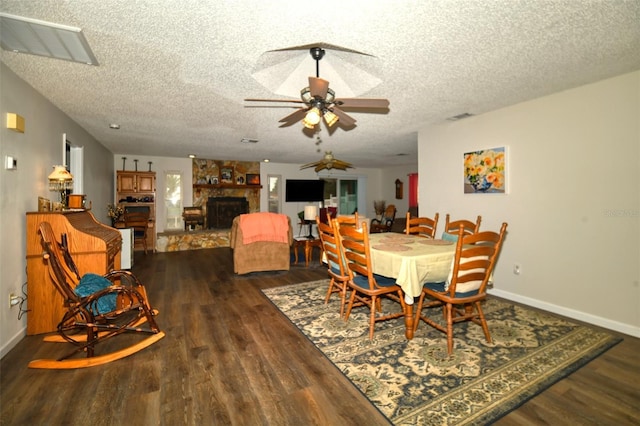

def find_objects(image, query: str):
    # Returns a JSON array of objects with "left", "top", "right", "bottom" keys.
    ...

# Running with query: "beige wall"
[
  {"left": 419, "top": 71, "right": 640, "bottom": 336},
  {"left": 1, "top": 63, "right": 116, "bottom": 356}
]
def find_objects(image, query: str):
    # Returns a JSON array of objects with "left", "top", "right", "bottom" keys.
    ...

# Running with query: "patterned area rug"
[{"left": 262, "top": 280, "right": 622, "bottom": 425}]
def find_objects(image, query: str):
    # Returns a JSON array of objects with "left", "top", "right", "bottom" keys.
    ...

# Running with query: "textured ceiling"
[{"left": 1, "top": 1, "right": 639, "bottom": 168}]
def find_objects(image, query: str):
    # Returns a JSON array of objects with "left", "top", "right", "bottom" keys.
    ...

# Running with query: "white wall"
[
  {"left": 419, "top": 71, "right": 640, "bottom": 336},
  {"left": 381, "top": 165, "right": 418, "bottom": 218},
  {"left": 260, "top": 162, "right": 383, "bottom": 236},
  {"left": 1, "top": 64, "right": 116, "bottom": 357}
]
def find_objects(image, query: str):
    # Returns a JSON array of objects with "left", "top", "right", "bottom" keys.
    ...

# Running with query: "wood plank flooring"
[{"left": 1, "top": 248, "right": 638, "bottom": 425}]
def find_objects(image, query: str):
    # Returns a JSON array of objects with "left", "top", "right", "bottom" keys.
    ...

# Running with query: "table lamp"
[
  {"left": 48, "top": 165, "right": 73, "bottom": 207},
  {"left": 304, "top": 205, "right": 318, "bottom": 239}
]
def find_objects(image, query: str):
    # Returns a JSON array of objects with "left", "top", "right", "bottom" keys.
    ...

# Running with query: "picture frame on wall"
[
  {"left": 220, "top": 167, "right": 233, "bottom": 184},
  {"left": 236, "top": 174, "right": 245, "bottom": 185},
  {"left": 246, "top": 173, "right": 260, "bottom": 185},
  {"left": 463, "top": 146, "right": 507, "bottom": 194}
]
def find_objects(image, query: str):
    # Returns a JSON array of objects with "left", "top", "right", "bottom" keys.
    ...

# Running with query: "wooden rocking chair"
[{"left": 28, "top": 221, "right": 165, "bottom": 369}]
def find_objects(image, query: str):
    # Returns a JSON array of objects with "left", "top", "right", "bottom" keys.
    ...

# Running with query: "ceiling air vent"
[
  {"left": 0, "top": 13, "right": 99, "bottom": 65},
  {"left": 447, "top": 113, "right": 474, "bottom": 121},
  {"left": 241, "top": 138, "right": 258, "bottom": 144}
]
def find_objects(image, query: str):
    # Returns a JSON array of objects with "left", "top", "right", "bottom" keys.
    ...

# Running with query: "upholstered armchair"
[{"left": 230, "top": 213, "right": 293, "bottom": 274}]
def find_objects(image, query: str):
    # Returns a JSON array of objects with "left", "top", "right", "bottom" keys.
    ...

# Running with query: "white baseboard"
[
  {"left": 0, "top": 326, "right": 27, "bottom": 359},
  {"left": 489, "top": 288, "right": 640, "bottom": 338}
]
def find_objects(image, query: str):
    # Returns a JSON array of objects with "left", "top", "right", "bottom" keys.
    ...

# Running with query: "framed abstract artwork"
[{"left": 463, "top": 147, "right": 507, "bottom": 194}]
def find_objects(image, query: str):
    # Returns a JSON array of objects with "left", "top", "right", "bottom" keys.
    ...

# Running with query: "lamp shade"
[
  {"left": 323, "top": 110, "right": 338, "bottom": 127},
  {"left": 48, "top": 165, "right": 73, "bottom": 191},
  {"left": 304, "top": 205, "right": 318, "bottom": 221}
]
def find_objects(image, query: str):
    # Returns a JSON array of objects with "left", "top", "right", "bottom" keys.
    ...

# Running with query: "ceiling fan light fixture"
[
  {"left": 325, "top": 88, "right": 335, "bottom": 104},
  {"left": 323, "top": 110, "right": 338, "bottom": 127},
  {"left": 300, "top": 87, "right": 312, "bottom": 103},
  {"left": 303, "top": 107, "right": 321, "bottom": 127}
]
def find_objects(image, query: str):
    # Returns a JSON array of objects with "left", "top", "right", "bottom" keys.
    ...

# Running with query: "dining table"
[{"left": 368, "top": 232, "right": 457, "bottom": 339}]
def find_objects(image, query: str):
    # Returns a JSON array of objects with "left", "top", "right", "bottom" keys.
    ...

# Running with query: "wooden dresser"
[{"left": 26, "top": 210, "right": 122, "bottom": 335}]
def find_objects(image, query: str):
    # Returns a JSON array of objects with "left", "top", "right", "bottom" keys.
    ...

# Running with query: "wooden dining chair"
[
  {"left": 413, "top": 222, "right": 508, "bottom": 355},
  {"left": 336, "top": 219, "right": 406, "bottom": 339},
  {"left": 124, "top": 209, "right": 150, "bottom": 254},
  {"left": 443, "top": 214, "right": 482, "bottom": 239},
  {"left": 405, "top": 212, "right": 439, "bottom": 239},
  {"left": 334, "top": 212, "right": 359, "bottom": 229},
  {"left": 29, "top": 221, "right": 165, "bottom": 369},
  {"left": 316, "top": 216, "right": 350, "bottom": 317}
]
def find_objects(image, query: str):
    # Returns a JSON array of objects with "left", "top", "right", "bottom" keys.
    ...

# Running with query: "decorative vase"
[{"left": 470, "top": 177, "right": 492, "bottom": 192}]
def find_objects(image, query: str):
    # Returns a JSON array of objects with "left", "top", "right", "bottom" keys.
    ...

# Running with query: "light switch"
[{"left": 4, "top": 156, "right": 17, "bottom": 170}]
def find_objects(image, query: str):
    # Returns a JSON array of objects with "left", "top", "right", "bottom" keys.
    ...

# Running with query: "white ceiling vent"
[{"left": 0, "top": 13, "right": 99, "bottom": 65}]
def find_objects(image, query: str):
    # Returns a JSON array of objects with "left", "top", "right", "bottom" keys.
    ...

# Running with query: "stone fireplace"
[{"left": 207, "top": 197, "right": 249, "bottom": 229}]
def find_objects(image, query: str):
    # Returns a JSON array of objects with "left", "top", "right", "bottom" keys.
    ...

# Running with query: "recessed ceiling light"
[
  {"left": 263, "top": 159, "right": 270, "bottom": 163},
  {"left": 109, "top": 123, "right": 120, "bottom": 129},
  {"left": 188, "top": 154, "right": 196, "bottom": 158}
]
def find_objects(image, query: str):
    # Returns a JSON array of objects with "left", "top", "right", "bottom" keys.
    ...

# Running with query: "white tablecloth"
[{"left": 368, "top": 233, "right": 456, "bottom": 302}]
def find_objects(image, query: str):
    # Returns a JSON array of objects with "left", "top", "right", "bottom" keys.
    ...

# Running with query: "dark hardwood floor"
[{"left": 1, "top": 248, "right": 638, "bottom": 425}]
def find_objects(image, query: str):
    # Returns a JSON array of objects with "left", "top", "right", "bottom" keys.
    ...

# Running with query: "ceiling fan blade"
[
  {"left": 332, "top": 159, "right": 354, "bottom": 168},
  {"left": 309, "top": 77, "right": 329, "bottom": 98},
  {"left": 300, "top": 160, "right": 322, "bottom": 170},
  {"left": 335, "top": 98, "right": 390, "bottom": 109},
  {"left": 245, "top": 98, "right": 304, "bottom": 103},
  {"left": 331, "top": 106, "right": 357, "bottom": 127},
  {"left": 279, "top": 108, "right": 308, "bottom": 126}
]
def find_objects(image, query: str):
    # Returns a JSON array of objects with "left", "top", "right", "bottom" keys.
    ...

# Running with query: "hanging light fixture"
[
  {"left": 48, "top": 165, "right": 73, "bottom": 206},
  {"left": 323, "top": 109, "right": 338, "bottom": 127},
  {"left": 303, "top": 107, "right": 321, "bottom": 128}
]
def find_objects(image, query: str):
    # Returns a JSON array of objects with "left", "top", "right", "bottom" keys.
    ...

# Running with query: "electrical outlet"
[
  {"left": 9, "top": 293, "right": 20, "bottom": 308},
  {"left": 513, "top": 264, "right": 521, "bottom": 275}
]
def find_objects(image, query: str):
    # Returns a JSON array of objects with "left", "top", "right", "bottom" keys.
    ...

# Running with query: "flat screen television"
[{"left": 285, "top": 179, "right": 325, "bottom": 202}]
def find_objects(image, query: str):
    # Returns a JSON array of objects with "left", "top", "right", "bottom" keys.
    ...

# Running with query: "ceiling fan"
[
  {"left": 245, "top": 47, "right": 389, "bottom": 129},
  {"left": 300, "top": 151, "right": 354, "bottom": 172}
]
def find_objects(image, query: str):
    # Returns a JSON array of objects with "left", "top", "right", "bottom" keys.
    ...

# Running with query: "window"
[
  {"left": 321, "top": 178, "right": 359, "bottom": 214},
  {"left": 268, "top": 175, "right": 281, "bottom": 213},
  {"left": 165, "top": 172, "right": 182, "bottom": 230}
]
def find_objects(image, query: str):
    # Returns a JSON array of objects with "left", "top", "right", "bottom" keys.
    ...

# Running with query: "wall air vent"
[{"left": 446, "top": 112, "right": 474, "bottom": 121}]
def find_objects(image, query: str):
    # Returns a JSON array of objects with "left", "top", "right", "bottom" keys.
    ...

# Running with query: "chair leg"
[
  {"left": 344, "top": 288, "right": 357, "bottom": 321},
  {"left": 339, "top": 282, "right": 348, "bottom": 318},
  {"left": 475, "top": 301, "right": 492, "bottom": 344},
  {"left": 368, "top": 295, "right": 377, "bottom": 340},
  {"left": 445, "top": 302, "right": 454, "bottom": 355},
  {"left": 324, "top": 278, "right": 336, "bottom": 304}
]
